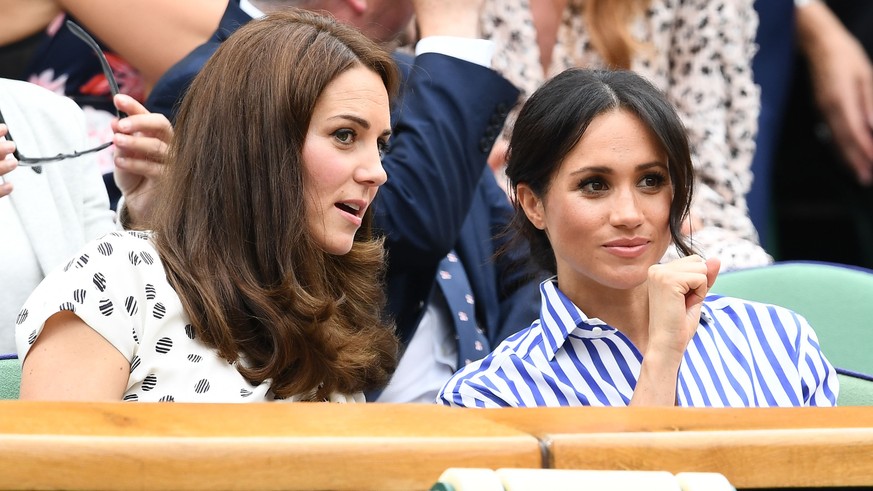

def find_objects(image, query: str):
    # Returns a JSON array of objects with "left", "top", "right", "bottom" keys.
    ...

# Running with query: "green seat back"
[
  {"left": 835, "top": 373, "right": 873, "bottom": 406},
  {"left": 0, "top": 356, "right": 20, "bottom": 400}
]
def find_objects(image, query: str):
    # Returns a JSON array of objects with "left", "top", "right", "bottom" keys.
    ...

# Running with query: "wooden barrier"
[
  {"left": 1, "top": 403, "right": 871, "bottom": 490},
  {"left": 480, "top": 407, "right": 873, "bottom": 488},
  {"left": 0, "top": 402, "right": 541, "bottom": 491}
]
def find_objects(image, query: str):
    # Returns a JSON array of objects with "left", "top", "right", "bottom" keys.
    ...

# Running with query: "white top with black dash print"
[{"left": 16, "top": 231, "right": 362, "bottom": 403}]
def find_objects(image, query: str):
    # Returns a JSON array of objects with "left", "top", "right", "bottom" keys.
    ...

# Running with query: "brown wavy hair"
[
  {"left": 570, "top": 0, "right": 650, "bottom": 69},
  {"left": 150, "top": 9, "right": 400, "bottom": 400}
]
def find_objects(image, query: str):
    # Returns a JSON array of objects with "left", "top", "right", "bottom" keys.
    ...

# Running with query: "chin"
[
  {"left": 598, "top": 265, "right": 650, "bottom": 290},
  {"left": 323, "top": 242, "right": 354, "bottom": 256},
  {"left": 324, "top": 244, "right": 352, "bottom": 256}
]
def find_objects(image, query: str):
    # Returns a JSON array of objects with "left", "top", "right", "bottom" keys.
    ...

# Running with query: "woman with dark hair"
[
  {"left": 15, "top": 9, "right": 400, "bottom": 402},
  {"left": 482, "top": 0, "right": 772, "bottom": 271},
  {"left": 439, "top": 68, "right": 838, "bottom": 408}
]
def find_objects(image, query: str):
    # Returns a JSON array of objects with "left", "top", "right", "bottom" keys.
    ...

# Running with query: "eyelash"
[
  {"left": 332, "top": 129, "right": 390, "bottom": 158},
  {"left": 333, "top": 129, "right": 356, "bottom": 145},
  {"left": 377, "top": 139, "right": 390, "bottom": 158},
  {"left": 577, "top": 172, "right": 668, "bottom": 194},
  {"left": 639, "top": 172, "right": 667, "bottom": 189}
]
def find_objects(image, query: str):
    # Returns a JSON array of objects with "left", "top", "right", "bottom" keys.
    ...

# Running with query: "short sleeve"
[{"left": 15, "top": 231, "right": 162, "bottom": 364}]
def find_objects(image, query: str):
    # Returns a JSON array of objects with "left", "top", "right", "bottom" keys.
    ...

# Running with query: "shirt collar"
[
  {"left": 538, "top": 278, "right": 613, "bottom": 360},
  {"left": 538, "top": 278, "right": 718, "bottom": 360},
  {"left": 700, "top": 296, "right": 716, "bottom": 325}
]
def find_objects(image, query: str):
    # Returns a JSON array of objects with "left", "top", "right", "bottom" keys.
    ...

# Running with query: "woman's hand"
[
  {"left": 111, "top": 94, "right": 173, "bottom": 228},
  {"left": 631, "top": 255, "right": 720, "bottom": 406},
  {"left": 797, "top": 1, "right": 873, "bottom": 186},
  {"left": 647, "top": 254, "right": 720, "bottom": 357},
  {"left": 0, "top": 124, "right": 18, "bottom": 198}
]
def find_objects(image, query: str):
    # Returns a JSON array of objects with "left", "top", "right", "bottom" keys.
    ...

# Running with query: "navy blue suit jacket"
[
  {"left": 145, "top": 1, "right": 540, "bottom": 350},
  {"left": 379, "top": 54, "right": 541, "bottom": 349},
  {"left": 145, "top": 2, "right": 250, "bottom": 120}
]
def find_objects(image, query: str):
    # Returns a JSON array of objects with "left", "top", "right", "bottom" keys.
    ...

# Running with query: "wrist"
[
  {"left": 795, "top": 0, "right": 841, "bottom": 55},
  {"left": 416, "top": 12, "right": 480, "bottom": 39},
  {"left": 640, "top": 349, "right": 683, "bottom": 375},
  {"left": 632, "top": 355, "right": 682, "bottom": 406}
]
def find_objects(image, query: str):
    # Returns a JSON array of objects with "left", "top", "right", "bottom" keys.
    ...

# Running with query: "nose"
[
  {"left": 608, "top": 186, "right": 644, "bottom": 228},
  {"left": 354, "top": 143, "right": 388, "bottom": 187}
]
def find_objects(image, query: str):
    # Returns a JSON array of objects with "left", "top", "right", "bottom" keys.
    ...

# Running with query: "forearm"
[
  {"left": 795, "top": 0, "right": 843, "bottom": 58},
  {"left": 58, "top": 0, "right": 226, "bottom": 86},
  {"left": 630, "top": 352, "right": 682, "bottom": 406},
  {"left": 0, "top": 0, "right": 60, "bottom": 46},
  {"left": 415, "top": 0, "right": 480, "bottom": 39},
  {"left": 794, "top": 0, "right": 873, "bottom": 185},
  {"left": 634, "top": 257, "right": 720, "bottom": 406}
]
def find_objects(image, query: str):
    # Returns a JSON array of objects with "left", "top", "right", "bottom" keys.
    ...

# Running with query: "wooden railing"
[
  {"left": 480, "top": 407, "right": 873, "bottom": 489},
  {"left": 0, "top": 402, "right": 870, "bottom": 490}
]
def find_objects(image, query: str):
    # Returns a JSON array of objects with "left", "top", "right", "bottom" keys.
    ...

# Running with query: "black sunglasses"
[{"left": 0, "top": 20, "right": 127, "bottom": 166}]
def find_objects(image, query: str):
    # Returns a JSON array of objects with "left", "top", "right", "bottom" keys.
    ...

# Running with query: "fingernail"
[
  {"left": 115, "top": 134, "right": 129, "bottom": 145},
  {"left": 118, "top": 120, "right": 131, "bottom": 132}
]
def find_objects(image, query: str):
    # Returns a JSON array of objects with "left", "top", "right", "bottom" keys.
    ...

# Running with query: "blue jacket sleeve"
[
  {"left": 377, "top": 54, "right": 520, "bottom": 345},
  {"left": 144, "top": 44, "right": 218, "bottom": 121},
  {"left": 145, "top": 2, "right": 251, "bottom": 120},
  {"left": 374, "top": 54, "right": 518, "bottom": 267}
]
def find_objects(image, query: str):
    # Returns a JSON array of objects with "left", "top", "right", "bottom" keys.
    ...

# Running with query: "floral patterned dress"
[{"left": 482, "top": 0, "right": 772, "bottom": 270}]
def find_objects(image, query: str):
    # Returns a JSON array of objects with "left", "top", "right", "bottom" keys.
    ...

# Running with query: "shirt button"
[{"left": 591, "top": 326, "right": 603, "bottom": 335}]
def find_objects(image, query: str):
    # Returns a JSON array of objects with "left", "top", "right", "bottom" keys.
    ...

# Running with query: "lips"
[
  {"left": 336, "top": 201, "right": 363, "bottom": 216},
  {"left": 335, "top": 199, "right": 367, "bottom": 226},
  {"left": 602, "top": 237, "right": 651, "bottom": 258}
]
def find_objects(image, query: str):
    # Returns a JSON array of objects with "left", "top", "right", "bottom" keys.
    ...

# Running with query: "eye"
[
  {"left": 333, "top": 129, "right": 356, "bottom": 145},
  {"left": 377, "top": 138, "right": 390, "bottom": 159},
  {"left": 578, "top": 178, "right": 608, "bottom": 194},
  {"left": 638, "top": 172, "right": 667, "bottom": 191}
]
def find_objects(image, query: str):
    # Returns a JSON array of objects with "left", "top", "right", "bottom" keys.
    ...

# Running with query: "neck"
[{"left": 559, "top": 277, "right": 651, "bottom": 354}]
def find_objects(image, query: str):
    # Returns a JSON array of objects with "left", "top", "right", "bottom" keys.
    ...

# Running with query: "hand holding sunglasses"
[{"left": 0, "top": 20, "right": 127, "bottom": 166}]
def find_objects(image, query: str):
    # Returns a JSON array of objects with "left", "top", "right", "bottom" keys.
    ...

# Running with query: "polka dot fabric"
[{"left": 15, "top": 231, "right": 364, "bottom": 403}]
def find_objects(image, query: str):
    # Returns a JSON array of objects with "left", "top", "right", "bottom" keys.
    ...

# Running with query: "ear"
[
  {"left": 516, "top": 183, "right": 546, "bottom": 231},
  {"left": 344, "top": 0, "right": 367, "bottom": 14}
]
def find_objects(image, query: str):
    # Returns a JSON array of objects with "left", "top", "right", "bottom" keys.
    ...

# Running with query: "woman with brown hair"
[{"left": 15, "top": 8, "right": 400, "bottom": 402}]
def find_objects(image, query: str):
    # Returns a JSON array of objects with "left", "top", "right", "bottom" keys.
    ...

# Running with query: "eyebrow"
[
  {"left": 328, "top": 114, "right": 392, "bottom": 138},
  {"left": 568, "top": 161, "right": 667, "bottom": 176}
]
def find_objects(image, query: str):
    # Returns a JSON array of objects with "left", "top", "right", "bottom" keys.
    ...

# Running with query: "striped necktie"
[{"left": 436, "top": 250, "right": 490, "bottom": 367}]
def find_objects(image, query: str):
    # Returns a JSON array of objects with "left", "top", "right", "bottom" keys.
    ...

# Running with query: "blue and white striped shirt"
[{"left": 438, "top": 278, "right": 839, "bottom": 408}]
